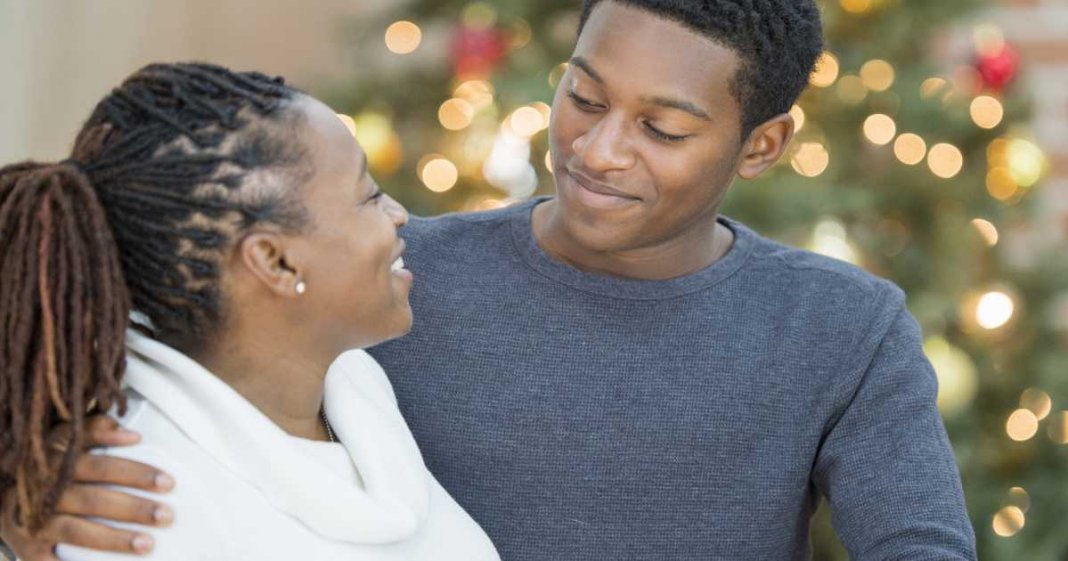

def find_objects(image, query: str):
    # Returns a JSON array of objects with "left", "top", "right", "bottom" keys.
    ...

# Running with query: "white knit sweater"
[{"left": 58, "top": 331, "right": 499, "bottom": 561}]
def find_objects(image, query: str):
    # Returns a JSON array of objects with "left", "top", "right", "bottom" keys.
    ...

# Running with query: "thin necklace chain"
[{"left": 320, "top": 407, "right": 336, "bottom": 443}]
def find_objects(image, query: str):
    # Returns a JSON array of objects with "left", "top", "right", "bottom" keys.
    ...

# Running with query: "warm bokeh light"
[
  {"left": 923, "top": 336, "right": 978, "bottom": 417},
  {"left": 894, "top": 133, "right": 927, "bottom": 165},
  {"left": 860, "top": 59, "right": 895, "bottom": 91},
  {"left": 1020, "top": 388, "right": 1052, "bottom": 421},
  {"left": 1007, "top": 138, "right": 1046, "bottom": 188},
  {"left": 789, "top": 105, "right": 806, "bottom": 133},
  {"left": 1007, "top": 487, "right": 1031, "bottom": 513},
  {"left": 385, "top": 21, "right": 422, "bottom": 55},
  {"left": 970, "top": 96, "right": 1004, "bottom": 129},
  {"left": 509, "top": 19, "right": 533, "bottom": 50},
  {"left": 545, "top": 150, "right": 554, "bottom": 174},
  {"left": 927, "top": 143, "right": 964, "bottom": 179},
  {"left": 840, "top": 0, "right": 872, "bottom": 14},
  {"left": 993, "top": 506, "right": 1026, "bottom": 537},
  {"left": 836, "top": 75, "right": 868, "bottom": 104},
  {"left": 454, "top": 80, "right": 495, "bottom": 109},
  {"left": 863, "top": 114, "right": 896, "bottom": 145},
  {"left": 807, "top": 219, "right": 860, "bottom": 265},
  {"left": 507, "top": 106, "right": 546, "bottom": 138},
  {"left": 353, "top": 112, "right": 403, "bottom": 174},
  {"left": 985, "top": 137, "right": 1026, "bottom": 201},
  {"left": 810, "top": 52, "right": 840, "bottom": 87},
  {"left": 986, "top": 167, "right": 1019, "bottom": 201},
  {"left": 532, "top": 102, "right": 552, "bottom": 130},
  {"left": 920, "top": 77, "right": 948, "bottom": 98},
  {"left": 970, "top": 218, "right": 999, "bottom": 247},
  {"left": 549, "top": 62, "right": 569, "bottom": 88},
  {"left": 977, "top": 290, "right": 1015, "bottom": 330},
  {"left": 1006, "top": 409, "right": 1039, "bottom": 442},
  {"left": 791, "top": 142, "right": 830, "bottom": 177},
  {"left": 1048, "top": 411, "right": 1068, "bottom": 445},
  {"left": 438, "top": 98, "right": 475, "bottom": 131},
  {"left": 419, "top": 156, "right": 459, "bottom": 192},
  {"left": 336, "top": 114, "right": 357, "bottom": 137}
]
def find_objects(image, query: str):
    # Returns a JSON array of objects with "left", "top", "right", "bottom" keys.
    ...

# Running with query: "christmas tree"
[{"left": 324, "top": 1, "right": 1067, "bottom": 558}]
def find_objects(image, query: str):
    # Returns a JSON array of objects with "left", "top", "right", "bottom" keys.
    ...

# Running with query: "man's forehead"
[
  {"left": 574, "top": 2, "right": 739, "bottom": 84},
  {"left": 571, "top": 4, "right": 740, "bottom": 112}
]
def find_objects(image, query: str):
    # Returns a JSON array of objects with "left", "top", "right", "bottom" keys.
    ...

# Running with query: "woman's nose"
[{"left": 383, "top": 194, "right": 409, "bottom": 228}]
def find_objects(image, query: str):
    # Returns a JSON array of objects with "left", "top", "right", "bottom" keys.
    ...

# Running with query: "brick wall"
[{"left": 995, "top": 0, "right": 1068, "bottom": 242}]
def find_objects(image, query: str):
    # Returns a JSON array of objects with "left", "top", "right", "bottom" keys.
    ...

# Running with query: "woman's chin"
[
  {"left": 395, "top": 306, "right": 414, "bottom": 336},
  {"left": 377, "top": 306, "right": 414, "bottom": 344}
]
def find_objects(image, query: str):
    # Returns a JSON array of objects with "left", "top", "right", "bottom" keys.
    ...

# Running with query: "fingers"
[
  {"left": 0, "top": 543, "right": 59, "bottom": 561},
  {"left": 39, "top": 515, "right": 155, "bottom": 555},
  {"left": 56, "top": 485, "right": 173, "bottom": 528},
  {"left": 41, "top": 416, "right": 140, "bottom": 460},
  {"left": 73, "top": 455, "right": 174, "bottom": 493},
  {"left": 84, "top": 415, "right": 142, "bottom": 447},
  {"left": 2, "top": 494, "right": 153, "bottom": 559}
]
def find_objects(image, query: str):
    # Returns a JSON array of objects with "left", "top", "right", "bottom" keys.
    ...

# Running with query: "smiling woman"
[{"left": 0, "top": 62, "right": 497, "bottom": 560}]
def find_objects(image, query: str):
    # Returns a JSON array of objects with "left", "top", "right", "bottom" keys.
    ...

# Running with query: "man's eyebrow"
[
  {"left": 640, "top": 95, "right": 713, "bottom": 121},
  {"left": 570, "top": 56, "right": 711, "bottom": 122},
  {"left": 569, "top": 56, "right": 604, "bottom": 84},
  {"left": 359, "top": 152, "right": 369, "bottom": 179}
]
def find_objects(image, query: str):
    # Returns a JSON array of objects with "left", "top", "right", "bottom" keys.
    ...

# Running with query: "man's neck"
[{"left": 531, "top": 199, "right": 735, "bottom": 281}]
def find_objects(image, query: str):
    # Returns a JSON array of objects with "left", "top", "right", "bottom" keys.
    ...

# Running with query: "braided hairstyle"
[
  {"left": 579, "top": 0, "right": 824, "bottom": 137},
  {"left": 0, "top": 62, "right": 310, "bottom": 531}
]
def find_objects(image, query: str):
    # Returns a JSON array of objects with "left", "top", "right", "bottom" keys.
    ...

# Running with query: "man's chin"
[{"left": 563, "top": 216, "right": 639, "bottom": 254}]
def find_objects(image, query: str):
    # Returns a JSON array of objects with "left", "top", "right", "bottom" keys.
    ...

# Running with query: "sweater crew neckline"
[{"left": 508, "top": 197, "right": 755, "bottom": 300}]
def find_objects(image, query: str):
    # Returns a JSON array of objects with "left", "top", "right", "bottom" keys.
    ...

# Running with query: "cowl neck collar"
[{"left": 124, "top": 330, "right": 431, "bottom": 544}]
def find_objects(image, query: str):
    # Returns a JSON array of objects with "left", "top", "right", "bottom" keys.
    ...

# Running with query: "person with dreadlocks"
[
  {"left": 7, "top": 1, "right": 978, "bottom": 560},
  {"left": 0, "top": 62, "right": 499, "bottom": 560}
]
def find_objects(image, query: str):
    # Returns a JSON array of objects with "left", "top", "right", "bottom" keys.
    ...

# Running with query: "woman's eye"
[
  {"left": 365, "top": 191, "right": 384, "bottom": 205},
  {"left": 644, "top": 122, "right": 689, "bottom": 143},
  {"left": 567, "top": 90, "right": 602, "bottom": 111}
]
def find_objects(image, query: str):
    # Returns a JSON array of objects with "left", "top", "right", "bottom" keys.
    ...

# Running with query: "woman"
[{"left": 0, "top": 63, "right": 499, "bottom": 560}]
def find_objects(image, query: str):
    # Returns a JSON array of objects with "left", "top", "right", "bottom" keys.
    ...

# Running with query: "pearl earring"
[{"left": 295, "top": 281, "right": 307, "bottom": 295}]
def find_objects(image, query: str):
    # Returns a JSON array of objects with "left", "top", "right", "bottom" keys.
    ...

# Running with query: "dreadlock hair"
[
  {"left": 579, "top": 0, "right": 824, "bottom": 137},
  {"left": 0, "top": 62, "right": 310, "bottom": 531}
]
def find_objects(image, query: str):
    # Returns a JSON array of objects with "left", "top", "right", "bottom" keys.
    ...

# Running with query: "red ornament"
[
  {"left": 450, "top": 25, "right": 507, "bottom": 79},
  {"left": 975, "top": 43, "right": 1019, "bottom": 94}
]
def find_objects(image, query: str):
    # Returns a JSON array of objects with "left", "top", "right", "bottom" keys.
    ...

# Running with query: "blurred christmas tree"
[{"left": 323, "top": 1, "right": 1068, "bottom": 559}]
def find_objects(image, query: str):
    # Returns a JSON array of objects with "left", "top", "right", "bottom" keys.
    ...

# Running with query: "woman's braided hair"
[{"left": 0, "top": 62, "right": 309, "bottom": 531}]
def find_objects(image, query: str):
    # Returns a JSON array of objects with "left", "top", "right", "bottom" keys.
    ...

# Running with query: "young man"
[{"left": 3, "top": 1, "right": 976, "bottom": 559}]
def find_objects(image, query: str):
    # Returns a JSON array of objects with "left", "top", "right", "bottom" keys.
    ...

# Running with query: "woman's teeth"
[{"left": 391, "top": 256, "right": 405, "bottom": 272}]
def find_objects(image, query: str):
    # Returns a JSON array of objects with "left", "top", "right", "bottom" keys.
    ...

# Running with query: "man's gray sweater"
[{"left": 367, "top": 198, "right": 976, "bottom": 560}]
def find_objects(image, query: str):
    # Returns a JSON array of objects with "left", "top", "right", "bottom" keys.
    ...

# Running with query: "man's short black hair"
[{"left": 579, "top": 0, "right": 824, "bottom": 137}]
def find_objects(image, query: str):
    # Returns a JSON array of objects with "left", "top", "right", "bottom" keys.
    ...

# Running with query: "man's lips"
[
  {"left": 567, "top": 170, "right": 641, "bottom": 209},
  {"left": 568, "top": 170, "right": 639, "bottom": 200}
]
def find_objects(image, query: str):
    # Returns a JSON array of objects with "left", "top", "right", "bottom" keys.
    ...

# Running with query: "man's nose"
[{"left": 572, "top": 114, "right": 637, "bottom": 173}]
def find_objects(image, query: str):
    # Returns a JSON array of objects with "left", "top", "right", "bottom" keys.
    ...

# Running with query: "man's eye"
[{"left": 644, "top": 122, "right": 690, "bottom": 143}]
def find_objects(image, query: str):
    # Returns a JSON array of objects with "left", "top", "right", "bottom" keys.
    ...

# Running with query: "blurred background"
[{"left": 2, "top": 0, "right": 1066, "bottom": 558}]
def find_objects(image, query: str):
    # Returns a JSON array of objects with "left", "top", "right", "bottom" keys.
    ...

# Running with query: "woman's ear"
[
  {"left": 737, "top": 113, "right": 795, "bottom": 180},
  {"left": 237, "top": 232, "right": 304, "bottom": 297}
]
